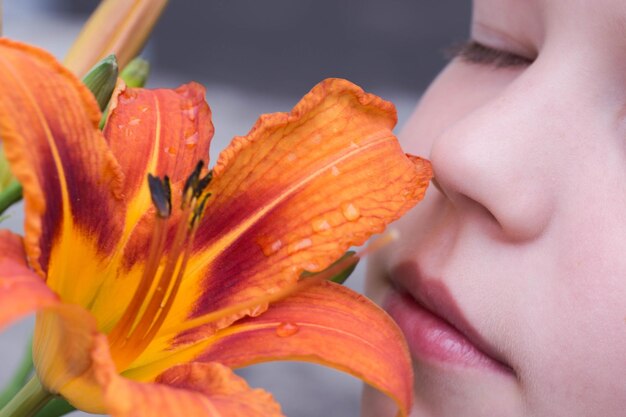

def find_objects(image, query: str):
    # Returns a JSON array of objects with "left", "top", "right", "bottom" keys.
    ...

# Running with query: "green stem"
[
  {"left": 0, "top": 337, "right": 34, "bottom": 408},
  {"left": 0, "top": 180, "right": 23, "bottom": 216},
  {"left": 0, "top": 376, "right": 53, "bottom": 417},
  {"left": 34, "top": 398, "right": 75, "bottom": 417}
]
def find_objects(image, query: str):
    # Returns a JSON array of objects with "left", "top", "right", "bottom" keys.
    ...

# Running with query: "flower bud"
[
  {"left": 0, "top": 145, "right": 22, "bottom": 216},
  {"left": 0, "top": 145, "right": 14, "bottom": 191},
  {"left": 82, "top": 55, "right": 118, "bottom": 111},
  {"left": 120, "top": 57, "right": 150, "bottom": 88},
  {"left": 64, "top": 0, "right": 168, "bottom": 77}
]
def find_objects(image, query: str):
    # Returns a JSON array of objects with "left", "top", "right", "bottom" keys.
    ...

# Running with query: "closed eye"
[{"left": 446, "top": 40, "right": 534, "bottom": 68}]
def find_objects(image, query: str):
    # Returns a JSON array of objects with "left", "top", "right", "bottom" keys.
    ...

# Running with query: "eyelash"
[{"left": 446, "top": 40, "right": 534, "bottom": 68}]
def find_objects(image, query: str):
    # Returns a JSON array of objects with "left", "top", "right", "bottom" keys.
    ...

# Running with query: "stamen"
[
  {"left": 109, "top": 167, "right": 214, "bottom": 370},
  {"left": 112, "top": 205, "right": 192, "bottom": 370},
  {"left": 183, "top": 160, "right": 212, "bottom": 203},
  {"left": 138, "top": 223, "right": 198, "bottom": 347},
  {"left": 147, "top": 174, "right": 171, "bottom": 218},
  {"left": 195, "top": 171, "right": 213, "bottom": 198},
  {"left": 108, "top": 215, "right": 168, "bottom": 350},
  {"left": 183, "top": 160, "right": 203, "bottom": 202},
  {"left": 191, "top": 192, "right": 211, "bottom": 228},
  {"left": 109, "top": 175, "right": 172, "bottom": 351}
]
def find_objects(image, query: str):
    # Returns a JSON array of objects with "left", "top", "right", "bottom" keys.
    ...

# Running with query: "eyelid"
[{"left": 446, "top": 40, "right": 534, "bottom": 68}]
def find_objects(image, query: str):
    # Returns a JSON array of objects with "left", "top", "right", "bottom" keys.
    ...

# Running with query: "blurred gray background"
[{"left": 0, "top": 1, "right": 470, "bottom": 416}]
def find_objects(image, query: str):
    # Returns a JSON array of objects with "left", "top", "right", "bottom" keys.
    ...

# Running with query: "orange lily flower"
[{"left": 0, "top": 39, "right": 432, "bottom": 417}]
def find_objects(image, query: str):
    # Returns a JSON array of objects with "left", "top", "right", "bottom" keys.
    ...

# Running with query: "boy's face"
[{"left": 364, "top": 0, "right": 626, "bottom": 416}]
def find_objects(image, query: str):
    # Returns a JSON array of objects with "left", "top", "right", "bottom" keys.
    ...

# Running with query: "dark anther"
[
  {"left": 190, "top": 193, "right": 211, "bottom": 227},
  {"left": 183, "top": 160, "right": 204, "bottom": 199},
  {"left": 148, "top": 174, "right": 172, "bottom": 218},
  {"left": 183, "top": 160, "right": 213, "bottom": 201},
  {"left": 195, "top": 171, "right": 213, "bottom": 198}
]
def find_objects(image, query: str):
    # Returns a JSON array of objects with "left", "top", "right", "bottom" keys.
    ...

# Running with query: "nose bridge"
[{"left": 430, "top": 63, "right": 585, "bottom": 241}]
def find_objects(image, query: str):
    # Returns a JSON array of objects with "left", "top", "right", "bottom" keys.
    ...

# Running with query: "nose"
[{"left": 429, "top": 72, "right": 567, "bottom": 241}]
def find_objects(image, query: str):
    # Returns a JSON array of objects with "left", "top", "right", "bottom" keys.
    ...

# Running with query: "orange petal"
[
  {"left": 0, "top": 39, "right": 124, "bottom": 291},
  {"left": 84, "top": 334, "right": 283, "bottom": 417},
  {"left": 198, "top": 282, "right": 413, "bottom": 417},
  {"left": 64, "top": 0, "right": 168, "bottom": 77},
  {"left": 32, "top": 306, "right": 283, "bottom": 416},
  {"left": 179, "top": 78, "right": 431, "bottom": 332},
  {"left": 104, "top": 82, "right": 213, "bottom": 194},
  {"left": 0, "top": 230, "right": 58, "bottom": 330},
  {"left": 84, "top": 82, "right": 214, "bottom": 329},
  {"left": 32, "top": 303, "right": 106, "bottom": 413},
  {"left": 102, "top": 81, "right": 212, "bottom": 235}
]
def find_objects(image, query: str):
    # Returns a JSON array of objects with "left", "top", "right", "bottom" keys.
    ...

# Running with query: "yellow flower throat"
[{"left": 107, "top": 162, "right": 212, "bottom": 371}]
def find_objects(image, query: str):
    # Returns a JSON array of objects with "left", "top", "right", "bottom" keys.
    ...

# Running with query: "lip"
[{"left": 384, "top": 262, "right": 514, "bottom": 374}]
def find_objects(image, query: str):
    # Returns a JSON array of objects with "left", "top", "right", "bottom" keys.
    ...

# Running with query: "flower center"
[{"left": 107, "top": 161, "right": 212, "bottom": 371}]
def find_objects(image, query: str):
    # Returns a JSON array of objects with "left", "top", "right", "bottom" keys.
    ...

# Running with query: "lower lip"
[{"left": 384, "top": 290, "right": 508, "bottom": 372}]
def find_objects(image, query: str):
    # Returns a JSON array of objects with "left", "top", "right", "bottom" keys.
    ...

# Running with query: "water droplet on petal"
[
  {"left": 164, "top": 146, "right": 177, "bottom": 156},
  {"left": 349, "top": 141, "right": 360, "bottom": 149},
  {"left": 184, "top": 106, "right": 199, "bottom": 121},
  {"left": 128, "top": 117, "right": 141, "bottom": 126},
  {"left": 185, "top": 132, "right": 199, "bottom": 149},
  {"left": 276, "top": 322, "right": 299, "bottom": 337},
  {"left": 331, "top": 166, "right": 340, "bottom": 176},
  {"left": 311, "top": 133, "right": 322, "bottom": 144},
  {"left": 341, "top": 203, "right": 360, "bottom": 221},
  {"left": 249, "top": 304, "right": 265, "bottom": 317},
  {"left": 260, "top": 239, "right": 283, "bottom": 256},
  {"left": 312, "top": 218, "right": 331, "bottom": 233},
  {"left": 305, "top": 262, "right": 319, "bottom": 270},
  {"left": 287, "top": 152, "right": 297, "bottom": 162},
  {"left": 119, "top": 90, "right": 137, "bottom": 104},
  {"left": 288, "top": 238, "right": 312, "bottom": 254},
  {"left": 138, "top": 104, "right": 149, "bottom": 113}
]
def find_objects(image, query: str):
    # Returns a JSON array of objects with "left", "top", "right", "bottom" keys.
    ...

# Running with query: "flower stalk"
[
  {"left": 34, "top": 398, "right": 75, "bottom": 417},
  {"left": 0, "top": 376, "right": 53, "bottom": 417},
  {"left": 64, "top": 0, "right": 168, "bottom": 76},
  {"left": 0, "top": 338, "right": 33, "bottom": 409}
]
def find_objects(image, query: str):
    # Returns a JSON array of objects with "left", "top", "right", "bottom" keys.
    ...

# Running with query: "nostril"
[{"left": 492, "top": 192, "right": 555, "bottom": 242}]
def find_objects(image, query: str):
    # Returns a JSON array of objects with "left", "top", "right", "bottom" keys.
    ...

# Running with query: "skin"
[{"left": 363, "top": 0, "right": 626, "bottom": 416}]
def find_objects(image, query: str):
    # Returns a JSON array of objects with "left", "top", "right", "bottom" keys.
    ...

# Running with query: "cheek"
[
  {"left": 398, "top": 61, "right": 520, "bottom": 156},
  {"left": 522, "top": 153, "right": 626, "bottom": 411},
  {"left": 553, "top": 203, "right": 626, "bottom": 371}
]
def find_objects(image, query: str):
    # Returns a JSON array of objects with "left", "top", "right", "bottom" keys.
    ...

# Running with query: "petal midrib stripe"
[
  {"left": 0, "top": 51, "right": 74, "bottom": 276},
  {"left": 187, "top": 131, "right": 393, "bottom": 276}
]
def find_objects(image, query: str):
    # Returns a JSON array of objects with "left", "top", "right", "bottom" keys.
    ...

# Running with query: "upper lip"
[{"left": 389, "top": 261, "right": 514, "bottom": 373}]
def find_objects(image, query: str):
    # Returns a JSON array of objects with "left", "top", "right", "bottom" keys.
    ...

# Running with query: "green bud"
[
  {"left": 0, "top": 145, "right": 13, "bottom": 190},
  {"left": 300, "top": 251, "right": 359, "bottom": 285},
  {"left": 120, "top": 57, "right": 150, "bottom": 88},
  {"left": 82, "top": 54, "right": 119, "bottom": 111},
  {"left": 99, "top": 58, "right": 150, "bottom": 130},
  {"left": 0, "top": 145, "right": 23, "bottom": 216}
]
